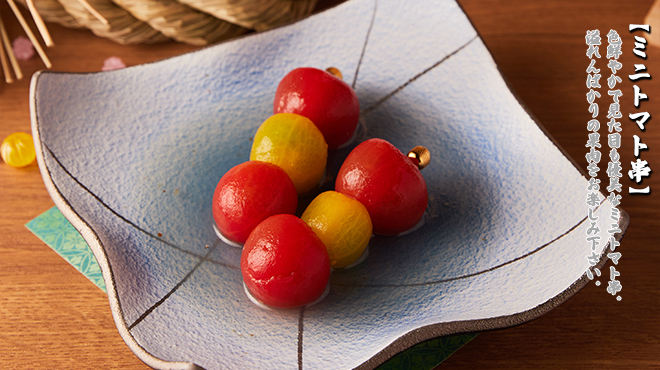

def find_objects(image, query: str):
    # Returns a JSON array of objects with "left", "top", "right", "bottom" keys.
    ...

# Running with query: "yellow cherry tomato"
[
  {"left": 250, "top": 113, "right": 327, "bottom": 194},
  {"left": 1, "top": 132, "right": 36, "bottom": 168},
  {"left": 301, "top": 191, "right": 372, "bottom": 268}
]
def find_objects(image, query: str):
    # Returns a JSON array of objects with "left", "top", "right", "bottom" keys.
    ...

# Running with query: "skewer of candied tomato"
[{"left": 217, "top": 66, "right": 431, "bottom": 309}]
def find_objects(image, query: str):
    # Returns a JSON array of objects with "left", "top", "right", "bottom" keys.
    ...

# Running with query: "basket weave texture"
[{"left": 19, "top": 0, "right": 318, "bottom": 45}]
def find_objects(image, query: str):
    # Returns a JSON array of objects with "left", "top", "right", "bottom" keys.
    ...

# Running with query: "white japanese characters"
[
  {"left": 605, "top": 29, "right": 624, "bottom": 300},
  {"left": 584, "top": 29, "right": 626, "bottom": 300},
  {"left": 584, "top": 29, "right": 604, "bottom": 286},
  {"left": 628, "top": 24, "right": 652, "bottom": 194}
]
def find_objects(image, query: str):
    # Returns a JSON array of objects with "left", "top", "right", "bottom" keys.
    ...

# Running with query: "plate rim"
[
  {"left": 29, "top": 66, "right": 631, "bottom": 370},
  {"left": 28, "top": 0, "right": 631, "bottom": 367}
]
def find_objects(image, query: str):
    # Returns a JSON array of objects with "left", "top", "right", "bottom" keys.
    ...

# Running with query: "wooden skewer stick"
[
  {"left": 0, "top": 13, "right": 21, "bottom": 81},
  {"left": 26, "top": 0, "right": 54, "bottom": 47},
  {"left": 6, "top": 0, "right": 52, "bottom": 69},
  {"left": 75, "top": 0, "right": 109, "bottom": 25},
  {"left": 0, "top": 24, "right": 14, "bottom": 83}
]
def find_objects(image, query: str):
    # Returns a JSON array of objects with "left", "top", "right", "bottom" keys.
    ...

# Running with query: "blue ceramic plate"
[{"left": 31, "top": 0, "right": 627, "bottom": 369}]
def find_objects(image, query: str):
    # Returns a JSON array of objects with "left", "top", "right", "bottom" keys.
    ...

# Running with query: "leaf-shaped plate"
[{"left": 30, "top": 0, "right": 628, "bottom": 369}]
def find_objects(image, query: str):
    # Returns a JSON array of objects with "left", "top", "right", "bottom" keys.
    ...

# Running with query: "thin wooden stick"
[
  {"left": 26, "top": 0, "right": 54, "bottom": 47},
  {"left": 0, "top": 23, "right": 13, "bottom": 83},
  {"left": 0, "top": 13, "right": 21, "bottom": 81},
  {"left": 6, "top": 0, "right": 52, "bottom": 68},
  {"left": 75, "top": 0, "right": 109, "bottom": 25}
]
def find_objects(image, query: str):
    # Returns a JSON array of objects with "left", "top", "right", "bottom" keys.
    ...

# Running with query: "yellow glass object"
[
  {"left": 302, "top": 191, "right": 372, "bottom": 268},
  {"left": 250, "top": 113, "right": 327, "bottom": 194},
  {"left": 1, "top": 132, "right": 36, "bottom": 168}
]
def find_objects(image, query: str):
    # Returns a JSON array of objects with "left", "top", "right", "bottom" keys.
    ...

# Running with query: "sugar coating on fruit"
[
  {"left": 241, "top": 214, "right": 331, "bottom": 308},
  {"left": 250, "top": 113, "right": 327, "bottom": 195},
  {"left": 274, "top": 67, "right": 359, "bottom": 150},
  {"left": 212, "top": 161, "right": 297, "bottom": 244},
  {"left": 336, "top": 138, "right": 428, "bottom": 235},
  {"left": 302, "top": 191, "right": 372, "bottom": 268}
]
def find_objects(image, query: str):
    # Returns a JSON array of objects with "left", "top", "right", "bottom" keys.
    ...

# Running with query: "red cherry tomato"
[
  {"left": 336, "top": 138, "right": 428, "bottom": 236},
  {"left": 241, "top": 214, "right": 331, "bottom": 308},
  {"left": 212, "top": 161, "right": 298, "bottom": 244},
  {"left": 274, "top": 67, "right": 360, "bottom": 150}
]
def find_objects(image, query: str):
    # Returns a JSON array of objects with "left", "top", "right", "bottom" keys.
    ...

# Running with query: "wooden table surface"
[{"left": 1, "top": 0, "right": 658, "bottom": 368}]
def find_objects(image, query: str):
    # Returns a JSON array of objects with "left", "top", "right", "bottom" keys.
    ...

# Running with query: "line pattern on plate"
[
  {"left": 43, "top": 144, "right": 240, "bottom": 270},
  {"left": 39, "top": 12, "right": 604, "bottom": 367},
  {"left": 297, "top": 306, "right": 305, "bottom": 370},
  {"left": 330, "top": 201, "right": 603, "bottom": 288},
  {"left": 351, "top": 0, "right": 378, "bottom": 89},
  {"left": 128, "top": 242, "right": 220, "bottom": 330},
  {"left": 360, "top": 35, "right": 479, "bottom": 116}
]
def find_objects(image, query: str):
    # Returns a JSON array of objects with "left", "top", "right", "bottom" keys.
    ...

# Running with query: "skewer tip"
[
  {"left": 326, "top": 67, "right": 343, "bottom": 80},
  {"left": 408, "top": 146, "right": 431, "bottom": 170}
]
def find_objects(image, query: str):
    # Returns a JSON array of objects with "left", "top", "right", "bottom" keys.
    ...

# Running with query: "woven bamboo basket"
[{"left": 17, "top": 0, "right": 318, "bottom": 45}]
